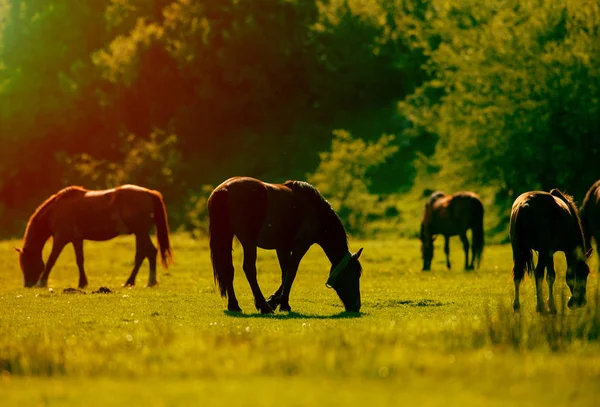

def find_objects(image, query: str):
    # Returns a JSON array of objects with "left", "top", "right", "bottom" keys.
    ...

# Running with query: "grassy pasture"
[{"left": 0, "top": 233, "right": 599, "bottom": 406}]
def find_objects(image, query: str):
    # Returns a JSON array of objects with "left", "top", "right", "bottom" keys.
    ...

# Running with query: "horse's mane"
[
  {"left": 550, "top": 188, "right": 585, "bottom": 246},
  {"left": 24, "top": 186, "right": 87, "bottom": 240},
  {"left": 581, "top": 180, "right": 600, "bottom": 215},
  {"left": 422, "top": 191, "right": 446, "bottom": 224},
  {"left": 284, "top": 180, "right": 349, "bottom": 246}
]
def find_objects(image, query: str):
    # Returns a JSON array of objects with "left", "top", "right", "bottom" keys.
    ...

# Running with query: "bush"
[{"left": 307, "top": 129, "right": 398, "bottom": 233}]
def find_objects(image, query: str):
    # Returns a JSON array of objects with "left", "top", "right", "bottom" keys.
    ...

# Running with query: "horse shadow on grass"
[
  {"left": 372, "top": 298, "right": 448, "bottom": 308},
  {"left": 224, "top": 310, "right": 363, "bottom": 320}
]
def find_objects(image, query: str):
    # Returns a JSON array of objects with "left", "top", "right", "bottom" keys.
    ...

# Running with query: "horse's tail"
[
  {"left": 510, "top": 204, "right": 534, "bottom": 278},
  {"left": 580, "top": 204, "right": 593, "bottom": 253},
  {"left": 471, "top": 199, "right": 485, "bottom": 268},
  {"left": 151, "top": 191, "right": 173, "bottom": 268},
  {"left": 580, "top": 182, "right": 600, "bottom": 252},
  {"left": 207, "top": 188, "right": 234, "bottom": 298}
]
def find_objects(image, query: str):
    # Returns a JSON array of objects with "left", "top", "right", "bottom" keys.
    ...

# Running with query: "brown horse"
[
  {"left": 419, "top": 191, "right": 484, "bottom": 271},
  {"left": 510, "top": 189, "right": 591, "bottom": 313},
  {"left": 16, "top": 185, "right": 173, "bottom": 288},
  {"left": 580, "top": 180, "right": 600, "bottom": 271},
  {"left": 207, "top": 176, "right": 363, "bottom": 314}
]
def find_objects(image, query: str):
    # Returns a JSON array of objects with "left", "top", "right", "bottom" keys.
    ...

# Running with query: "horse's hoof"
[
  {"left": 280, "top": 304, "right": 292, "bottom": 312},
  {"left": 259, "top": 306, "right": 274, "bottom": 314},
  {"left": 228, "top": 304, "right": 242, "bottom": 312},
  {"left": 34, "top": 281, "right": 47, "bottom": 288},
  {"left": 122, "top": 282, "right": 135, "bottom": 287},
  {"left": 266, "top": 297, "right": 280, "bottom": 311},
  {"left": 145, "top": 282, "right": 159, "bottom": 288}
]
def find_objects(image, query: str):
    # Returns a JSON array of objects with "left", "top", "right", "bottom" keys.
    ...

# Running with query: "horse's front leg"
[
  {"left": 266, "top": 248, "right": 291, "bottom": 310},
  {"left": 279, "top": 244, "right": 311, "bottom": 312},
  {"left": 72, "top": 239, "right": 88, "bottom": 289},
  {"left": 36, "top": 238, "right": 68, "bottom": 288}
]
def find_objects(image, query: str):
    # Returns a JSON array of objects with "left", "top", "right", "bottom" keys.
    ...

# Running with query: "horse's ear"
[
  {"left": 353, "top": 248, "right": 363, "bottom": 260},
  {"left": 586, "top": 248, "right": 593, "bottom": 259},
  {"left": 14, "top": 247, "right": 22, "bottom": 254},
  {"left": 432, "top": 235, "right": 438, "bottom": 241}
]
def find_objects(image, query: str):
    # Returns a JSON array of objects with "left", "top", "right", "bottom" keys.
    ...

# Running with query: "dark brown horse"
[
  {"left": 207, "top": 176, "right": 363, "bottom": 314},
  {"left": 16, "top": 185, "right": 173, "bottom": 288},
  {"left": 510, "top": 189, "right": 591, "bottom": 313},
  {"left": 419, "top": 191, "right": 484, "bottom": 271},
  {"left": 580, "top": 180, "right": 600, "bottom": 271}
]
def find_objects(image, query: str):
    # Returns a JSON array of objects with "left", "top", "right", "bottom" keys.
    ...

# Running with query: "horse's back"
[
  {"left": 426, "top": 191, "right": 482, "bottom": 235},
  {"left": 208, "top": 177, "right": 298, "bottom": 248},
  {"left": 510, "top": 191, "right": 577, "bottom": 252}
]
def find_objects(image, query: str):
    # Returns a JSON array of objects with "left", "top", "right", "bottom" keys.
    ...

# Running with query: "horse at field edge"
[
  {"left": 510, "top": 189, "right": 591, "bottom": 314},
  {"left": 16, "top": 184, "right": 173, "bottom": 288},
  {"left": 207, "top": 176, "right": 363, "bottom": 314},
  {"left": 580, "top": 179, "right": 600, "bottom": 271},
  {"left": 419, "top": 191, "right": 484, "bottom": 271}
]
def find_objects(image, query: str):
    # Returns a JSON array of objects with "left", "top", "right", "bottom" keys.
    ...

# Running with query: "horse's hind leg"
[
  {"left": 72, "top": 239, "right": 88, "bottom": 289},
  {"left": 123, "top": 233, "right": 147, "bottom": 287},
  {"left": 141, "top": 233, "right": 159, "bottom": 287},
  {"left": 460, "top": 233, "right": 472, "bottom": 270},
  {"left": 512, "top": 253, "right": 527, "bottom": 312},
  {"left": 444, "top": 236, "right": 451, "bottom": 269},
  {"left": 241, "top": 244, "right": 272, "bottom": 314},
  {"left": 546, "top": 254, "right": 557, "bottom": 314},
  {"left": 534, "top": 253, "right": 548, "bottom": 314}
]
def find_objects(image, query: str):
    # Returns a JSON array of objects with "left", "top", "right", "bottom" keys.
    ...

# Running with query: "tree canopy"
[{"left": 1, "top": 0, "right": 600, "bottom": 237}]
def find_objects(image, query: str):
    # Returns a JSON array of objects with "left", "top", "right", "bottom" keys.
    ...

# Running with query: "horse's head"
[
  {"left": 326, "top": 248, "right": 363, "bottom": 312},
  {"left": 420, "top": 223, "right": 434, "bottom": 271},
  {"left": 15, "top": 247, "right": 45, "bottom": 287},
  {"left": 566, "top": 247, "right": 593, "bottom": 309}
]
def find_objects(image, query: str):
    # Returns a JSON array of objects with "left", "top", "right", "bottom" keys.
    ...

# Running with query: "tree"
[
  {"left": 308, "top": 129, "right": 398, "bottom": 232},
  {"left": 401, "top": 0, "right": 600, "bottom": 198}
]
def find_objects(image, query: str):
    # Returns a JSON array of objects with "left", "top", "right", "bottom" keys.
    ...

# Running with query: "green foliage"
[
  {"left": 185, "top": 184, "right": 214, "bottom": 238},
  {"left": 401, "top": 0, "right": 600, "bottom": 198},
  {"left": 0, "top": 0, "right": 423, "bottom": 237},
  {"left": 61, "top": 129, "right": 182, "bottom": 192},
  {"left": 308, "top": 129, "right": 398, "bottom": 232}
]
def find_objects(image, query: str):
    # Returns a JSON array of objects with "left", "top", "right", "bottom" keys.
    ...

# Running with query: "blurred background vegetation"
[{"left": 1, "top": 0, "right": 599, "bottom": 240}]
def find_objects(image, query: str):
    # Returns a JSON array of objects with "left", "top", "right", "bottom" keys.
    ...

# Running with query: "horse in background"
[
  {"left": 16, "top": 185, "right": 173, "bottom": 288},
  {"left": 580, "top": 180, "right": 600, "bottom": 271},
  {"left": 207, "top": 176, "right": 363, "bottom": 314},
  {"left": 510, "top": 189, "right": 591, "bottom": 314},
  {"left": 419, "top": 191, "right": 484, "bottom": 271}
]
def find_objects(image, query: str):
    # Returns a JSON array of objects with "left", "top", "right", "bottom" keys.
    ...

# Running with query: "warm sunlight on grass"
[{"left": 0, "top": 234, "right": 599, "bottom": 406}]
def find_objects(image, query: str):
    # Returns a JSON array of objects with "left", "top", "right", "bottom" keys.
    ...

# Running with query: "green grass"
[{"left": 0, "top": 234, "right": 599, "bottom": 406}]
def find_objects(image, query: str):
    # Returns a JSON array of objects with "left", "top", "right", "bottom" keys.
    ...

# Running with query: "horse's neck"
[
  {"left": 319, "top": 236, "right": 349, "bottom": 267},
  {"left": 23, "top": 218, "right": 52, "bottom": 254}
]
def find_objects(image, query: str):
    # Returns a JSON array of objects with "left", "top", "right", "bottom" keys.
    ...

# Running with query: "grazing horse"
[
  {"left": 419, "top": 191, "right": 484, "bottom": 271},
  {"left": 207, "top": 176, "right": 363, "bottom": 314},
  {"left": 510, "top": 189, "right": 591, "bottom": 313},
  {"left": 16, "top": 185, "right": 173, "bottom": 288},
  {"left": 580, "top": 180, "right": 600, "bottom": 271}
]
